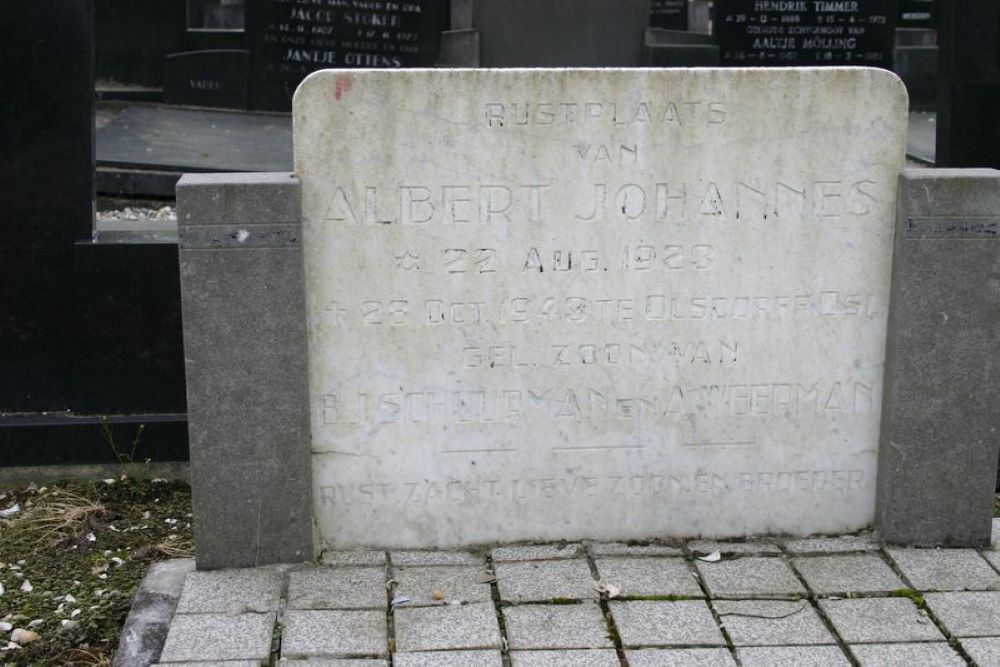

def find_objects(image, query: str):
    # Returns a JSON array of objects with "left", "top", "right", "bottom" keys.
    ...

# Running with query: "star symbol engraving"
[{"left": 395, "top": 251, "right": 421, "bottom": 271}]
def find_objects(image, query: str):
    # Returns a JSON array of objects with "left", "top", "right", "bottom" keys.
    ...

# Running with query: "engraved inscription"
[{"left": 905, "top": 217, "right": 1000, "bottom": 240}]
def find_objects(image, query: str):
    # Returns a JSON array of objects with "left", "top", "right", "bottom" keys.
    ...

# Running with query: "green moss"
[
  {"left": 0, "top": 477, "right": 193, "bottom": 665},
  {"left": 889, "top": 588, "right": 926, "bottom": 607},
  {"left": 549, "top": 597, "right": 580, "bottom": 605}
]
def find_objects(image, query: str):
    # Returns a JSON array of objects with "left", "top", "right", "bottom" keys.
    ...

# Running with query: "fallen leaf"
[
  {"left": 390, "top": 594, "right": 410, "bottom": 608},
  {"left": 696, "top": 551, "right": 722, "bottom": 563},
  {"left": 594, "top": 582, "right": 622, "bottom": 599},
  {"left": 0, "top": 504, "right": 20, "bottom": 519},
  {"left": 431, "top": 590, "right": 446, "bottom": 601}
]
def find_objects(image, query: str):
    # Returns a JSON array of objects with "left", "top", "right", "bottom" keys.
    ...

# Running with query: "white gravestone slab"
[{"left": 294, "top": 68, "right": 907, "bottom": 548}]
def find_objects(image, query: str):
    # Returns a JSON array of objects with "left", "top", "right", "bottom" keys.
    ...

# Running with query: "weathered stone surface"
[
  {"left": 713, "top": 600, "right": 834, "bottom": 646},
  {"left": 391, "top": 551, "right": 484, "bottom": 566},
  {"left": 177, "top": 172, "right": 312, "bottom": 569},
  {"left": 395, "top": 650, "right": 501, "bottom": 667},
  {"left": 114, "top": 559, "right": 195, "bottom": 667},
  {"left": 321, "top": 551, "right": 386, "bottom": 567},
  {"left": 593, "top": 557, "right": 702, "bottom": 597},
  {"left": 696, "top": 558, "right": 806, "bottom": 598},
  {"left": 158, "top": 612, "right": 275, "bottom": 663},
  {"left": 924, "top": 591, "right": 1000, "bottom": 636},
  {"left": 610, "top": 600, "right": 724, "bottom": 647},
  {"left": 287, "top": 567, "right": 387, "bottom": 609},
  {"left": 818, "top": 598, "right": 943, "bottom": 643},
  {"left": 780, "top": 534, "right": 878, "bottom": 555},
  {"left": 876, "top": 169, "right": 1000, "bottom": 547},
  {"left": 393, "top": 602, "right": 501, "bottom": 652},
  {"left": 626, "top": 648, "right": 735, "bottom": 666},
  {"left": 589, "top": 543, "right": 683, "bottom": 558},
  {"left": 175, "top": 569, "right": 282, "bottom": 614},
  {"left": 792, "top": 554, "right": 904, "bottom": 595},
  {"left": 688, "top": 541, "right": 781, "bottom": 557},
  {"left": 281, "top": 610, "right": 387, "bottom": 658},
  {"left": 959, "top": 637, "right": 1000, "bottom": 665},
  {"left": 502, "top": 603, "right": 613, "bottom": 650},
  {"left": 492, "top": 545, "right": 584, "bottom": 561},
  {"left": 393, "top": 565, "right": 492, "bottom": 605},
  {"left": 510, "top": 649, "right": 620, "bottom": 666},
  {"left": 888, "top": 548, "right": 1000, "bottom": 591},
  {"left": 277, "top": 661, "right": 387, "bottom": 667},
  {"left": 495, "top": 560, "right": 596, "bottom": 602},
  {"left": 737, "top": 646, "right": 849, "bottom": 667},
  {"left": 848, "top": 642, "right": 965, "bottom": 666},
  {"left": 294, "top": 69, "right": 908, "bottom": 548}
]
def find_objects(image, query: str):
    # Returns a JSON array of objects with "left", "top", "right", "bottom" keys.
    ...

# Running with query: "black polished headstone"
[
  {"left": 164, "top": 50, "right": 250, "bottom": 109},
  {"left": 650, "top": 0, "right": 689, "bottom": 30},
  {"left": 715, "top": 0, "right": 895, "bottom": 68},
  {"left": 936, "top": 0, "right": 1000, "bottom": 168},
  {"left": 1, "top": 0, "right": 94, "bottom": 412},
  {"left": 247, "top": 0, "right": 448, "bottom": 111},
  {"left": 1, "top": 0, "right": 188, "bottom": 468}
]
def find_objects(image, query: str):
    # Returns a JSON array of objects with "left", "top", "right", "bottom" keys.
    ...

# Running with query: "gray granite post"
[
  {"left": 876, "top": 168, "right": 1000, "bottom": 546},
  {"left": 176, "top": 172, "right": 313, "bottom": 569}
]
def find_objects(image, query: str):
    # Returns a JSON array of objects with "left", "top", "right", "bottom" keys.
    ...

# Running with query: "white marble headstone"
[{"left": 294, "top": 68, "right": 907, "bottom": 548}]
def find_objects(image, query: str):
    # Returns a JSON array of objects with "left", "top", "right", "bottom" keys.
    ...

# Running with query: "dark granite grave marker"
[
  {"left": 1, "top": 0, "right": 187, "bottom": 469},
  {"left": 715, "top": 0, "right": 895, "bottom": 67},
  {"left": 164, "top": 50, "right": 251, "bottom": 109},
  {"left": 247, "top": 0, "right": 448, "bottom": 111},
  {"left": 650, "top": 0, "right": 689, "bottom": 30}
]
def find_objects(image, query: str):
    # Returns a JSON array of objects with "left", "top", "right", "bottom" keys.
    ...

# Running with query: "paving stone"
[
  {"left": 390, "top": 550, "right": 484, "bottom": 566},
  {"left": 492, "top": 544, "right": 584, "bottom": 561},
  {"left": 993, "top": 519, "right": 1000, "bottom": 549},
  {"left": 792, "top": 554, "right": 904, "bottom": 595},
  {"left": 780, "top": 534, "right": 879, "bottom": 555},
  {"left": 959, "top": 637, "right": 1000, "bottom": 665},
  {"left": 688, "top": 540, "right": 781, "bottom": 556},
  {"left": 495, "top": 559, "right": 596, "bottom": 602},
  {"left": 277, "top": 661, "right": 388, "bottom": 666},
  {"left": 394, "top": 601, "right": 501, "bottom": 652},
  {"left": 321, "top": 551, "right": 387, "bottom": 567},
  {"left": 849, "top": 642, "right": 965, "bottom": 666},
  {"left": 695, "top": 558, "right": 806, "bottom": 598},
  {"left": 713, "top": 600, "right": 835, "bottom": 646},
  {"left": 394, "top": 650, "right": 502, "bottom": 666},
  {"left": 159, "top": 612, "right": 275, "bottom": 663},
  {"left": 924, "top": 591, "right": 1000, "bottom": 636},
  {"left": 981, "top": 549, "right": 1000, "bottom": 572},
  {"left": 502, "top": 602, "right": 613, "bottom": 650},
  {"left": 589, "top": 542, "right": 683, "bottom": 558},
  {"left": 281, "top": 610, "right": 387, "bottom": 658},
  {"left": 153, "top": 662, "right": 261, "bottom": 666},
  {"left": 594, "top": 557, "right": 703, "bottom": 598},
  {"left": 610, "top": 600, "right": 725, "bottom": 647},
  {"left": 818, "top": 598, "right": 943, "bottom": 643},
  {"left": 888, "top": 548, "right": 1000, "bottom": 591},
  {"left": 736, "top": 646, "right": 850, "bottom": 667},
  {"left": 626, "top": 648, "right": 736, "bottom": 666},
  {"left": 509, "top": 649, "right": 620, "bottom": 666},
  {"left": 175, "top": 569, "right": 281, "bottom": 614},
  {"left": 287, "top": 567, "right": 386, "bottom": 610},
  {"left": 393, "top": 565, "right": 492, "bottom": 606}
]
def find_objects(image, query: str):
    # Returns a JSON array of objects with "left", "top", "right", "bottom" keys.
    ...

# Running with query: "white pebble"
[
  {"left": 0, "top": 623, "right": 10, "bottom": 632},
  {"left": 19, "top": 581, "right": 31, "bottom": 593},
  {"left": 11, "top": 629, "right": 39, "bottom": 644},
  {"left": 26, "top": 620, "right": 42, "bottom": 628}
]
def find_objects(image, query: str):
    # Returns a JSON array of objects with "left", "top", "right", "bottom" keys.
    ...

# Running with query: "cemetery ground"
[
  {"left": 1, "top": 476, "right": 1000, "bottom": 664},
  {"left": 0, "top": 475, "right": 193, "bottom": 665}
]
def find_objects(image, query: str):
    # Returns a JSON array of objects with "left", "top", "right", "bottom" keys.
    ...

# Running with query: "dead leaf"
[
  {"left": 431, "top": 590, "right": 446, "bottom": 601},
  {"left": 696, "top": 551, "right": 722, "bottom": 563}
]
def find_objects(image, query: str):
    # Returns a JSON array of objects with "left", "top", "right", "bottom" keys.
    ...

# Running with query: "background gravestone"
[
  {"left": 164, "top": 49, "right": 251, "bottom": 109},
  {"left": 295, "top": 68, "right": 907, "bottom": 549},
  {"left": 246, "top": 0, "right": 448, "bottom": 111},
  {"left": 650, "top": 0, "right": 689, "bottom": 30},
  {"left": 936, "top": 0, "right": 1000, "bottom": 169},
  {"left": 714, "top": 0, "right": 895, "bottom": 67},
  {"left": 473, "top": 0, "right": 652, "bottom": 66}
]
